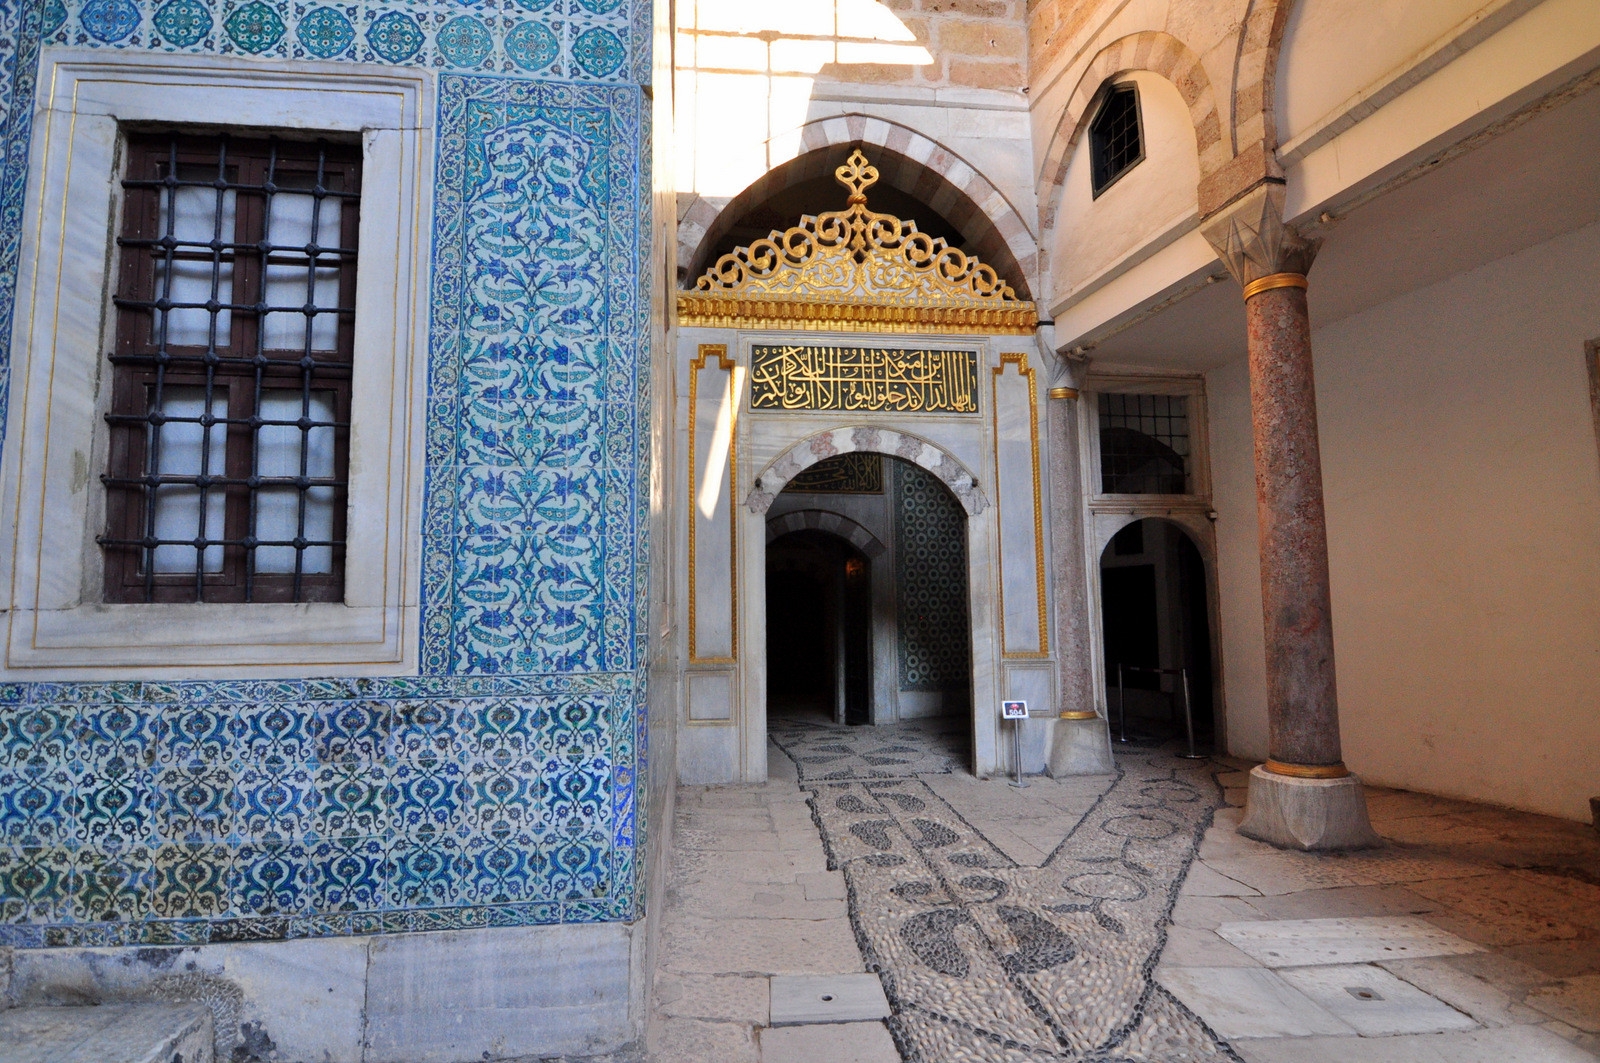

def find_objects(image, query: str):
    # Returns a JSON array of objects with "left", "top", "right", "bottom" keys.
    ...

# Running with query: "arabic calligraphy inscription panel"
[{"left": 749, "top": 344, "right": 979, "bottom": 413}]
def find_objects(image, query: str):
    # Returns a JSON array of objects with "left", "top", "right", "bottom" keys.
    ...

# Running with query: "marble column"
[
  {"left": 1043, "top": 342, "right": 1115, "bottom": 776},
  {"left": 1202, "top": 186, "right": 1378, "bottom": 849}
]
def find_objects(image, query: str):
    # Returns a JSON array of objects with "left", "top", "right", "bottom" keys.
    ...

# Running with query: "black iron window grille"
[
  {"left": 1098, "top": 392, "right": 1190, "bottom": 495},
  {"left": 1089, "top": 83, "right": 1144, "bottom": 197},
  {"left": 101, "top": 133, "right": 360, "bottom": 604}
]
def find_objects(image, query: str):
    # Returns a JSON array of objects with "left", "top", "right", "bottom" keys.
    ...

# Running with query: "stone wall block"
[
  {"left": 938, "top": 22, "right": 1026, "bottom": 59},
  {"left": 364, "top": 925, "right": 633, "bottom": 1063},
  {"left": 948, "top": 59, "right": 1026, "bottom": 90},
  {"left": 1131, "top": 33, "right": 1156, "bottom": 72}
]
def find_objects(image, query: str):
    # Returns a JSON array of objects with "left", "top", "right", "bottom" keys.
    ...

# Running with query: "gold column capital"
[{"left": 1047, "top": 386, "right": 1079, "bottom": 400}]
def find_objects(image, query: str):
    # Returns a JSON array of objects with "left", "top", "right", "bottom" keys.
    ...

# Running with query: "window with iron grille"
[
  {"left": 1089, "top": 84, "right": 1143, "bottom": 197},
  {"left": 101, "top": 133, "right": 359, "bottom": 603},
  {"left": 1098, "top": 392, "right": 1190, "bottom": 494}
]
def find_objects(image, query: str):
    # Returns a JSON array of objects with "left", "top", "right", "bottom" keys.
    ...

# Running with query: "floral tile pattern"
[
  {"left": 0, "top": 675, "right": 638, "bottom": 947},
  {"left": 42, "top": 0, "right": 644, "bottom": 81},
  {"left": 0, "top": 4, "right": 654, "bottom": 945},
  {"left": 423, "top": 74, "right": 646, "bottom": 676}
]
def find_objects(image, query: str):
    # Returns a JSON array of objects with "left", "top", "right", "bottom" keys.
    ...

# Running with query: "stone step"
[{"left": 0, "top": 1003, "right": 214, "bottom": 1063}]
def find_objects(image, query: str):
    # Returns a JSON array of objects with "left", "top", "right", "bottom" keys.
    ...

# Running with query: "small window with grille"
[
  {"left": 1089, "top": 84, "right": 1143, "bottom": 197},
  {"left": 1098, "top": 393, "right": 1190, "bottom": 494},
  {"left": 101, "top": 133, "right": 359, "bottom": 604}
]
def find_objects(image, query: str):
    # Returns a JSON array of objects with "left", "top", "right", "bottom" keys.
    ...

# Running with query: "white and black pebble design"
[
  {"left": 777, "top": 726, "right": 1245, "bottom": 1062},
  {"left": 769, "top": 718, "right": 968, "bottom": 781}
]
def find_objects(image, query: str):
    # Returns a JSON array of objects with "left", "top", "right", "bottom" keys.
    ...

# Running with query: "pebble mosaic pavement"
[{"left": 772, "top": 720, "right": 1245, "bottom": 1063}]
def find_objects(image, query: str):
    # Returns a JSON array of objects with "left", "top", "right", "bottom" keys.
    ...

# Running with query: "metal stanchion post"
[
  {"left": 1114, "top": 662, "right": 1133, "bottom": 744},
  {"left": 1177, "top": 666, "right": 1206, "bottom": 759},
  {"left": 1010, "top": 717, "right": 1028, "bottom": 789}
]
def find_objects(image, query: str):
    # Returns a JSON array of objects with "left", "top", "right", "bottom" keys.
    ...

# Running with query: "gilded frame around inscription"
[
  {"left": 994, "top": 353, "right": 1049, "bottom": 659},
  {"left": 749, "top": 344, "right": 979, "bottom": 413},
  {"left": 688, "top": 344, "right": 738, "bottom": 665}
]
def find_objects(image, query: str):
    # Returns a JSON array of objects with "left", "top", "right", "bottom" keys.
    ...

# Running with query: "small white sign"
[{"left": 1001, "top": 700, "right": 1029, "bottom": 720}]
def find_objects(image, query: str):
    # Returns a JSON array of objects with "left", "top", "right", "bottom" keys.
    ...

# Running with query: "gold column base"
[
  {"left": 1264, "top": 759, "right": 1349, "bottom": 779},
  {"left": 1058, "top": 710, "right": 1099, "bottom": 721},
  {"left": 1241, "top": 272, "right": 1309, "bottom": 301}
]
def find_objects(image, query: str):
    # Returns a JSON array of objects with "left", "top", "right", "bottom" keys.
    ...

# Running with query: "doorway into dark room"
[
  {"left": 1099, "top": 519, "right": 1214, "bottom": 747},
  {"left": 766, "top": 529, "right": 871, "bottom": 725}
]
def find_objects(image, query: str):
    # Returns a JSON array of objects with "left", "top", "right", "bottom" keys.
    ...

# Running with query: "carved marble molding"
[{"left": 747, "top": 426, "right": 988, "bottom": 517}]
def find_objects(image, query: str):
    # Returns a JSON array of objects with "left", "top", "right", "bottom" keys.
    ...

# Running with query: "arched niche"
[
  {"left": 1050, "top": 71, "right": 1202, "bottom": 303},
  {"left": 682, "top": 136, "right": 1036, "bottom": 300}
]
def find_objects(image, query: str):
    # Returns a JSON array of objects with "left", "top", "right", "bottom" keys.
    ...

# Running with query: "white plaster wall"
[
  {"left": 1276, "top": 0, "right": 1504, "bottom": 145},
  {"left": 1208, "top": 219, "right": 1600, "bottom": 821},
  {"left": 1049, "top": 70, "right": 1199, "bottom": 308}
]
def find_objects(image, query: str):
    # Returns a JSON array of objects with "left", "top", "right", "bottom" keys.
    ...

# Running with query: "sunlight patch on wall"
[{"left": 676, "top": 0, "right": 932, "bottom": 197}]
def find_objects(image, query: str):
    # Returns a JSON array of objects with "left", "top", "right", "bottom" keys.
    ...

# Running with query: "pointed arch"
[
  {"left": 747, "top": 427, "right": 988, "bottom": 517},
  {"left": 679, "top": 115, "right": 1039, "bottom": 299},
  {"left": 766, "top": 509, "right": 887, "bottom": 558},
  {"left": 1036, "top": 31, "right": 1226, "bottom": 234}
]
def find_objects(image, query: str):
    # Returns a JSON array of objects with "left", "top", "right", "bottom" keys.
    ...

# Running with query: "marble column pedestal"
[
  {"left": 1048, "top": 715, "right": 1116, "bottom": 776},
  {"left": 1238, "top": 765, "right": 1381, "bottom": 850}
]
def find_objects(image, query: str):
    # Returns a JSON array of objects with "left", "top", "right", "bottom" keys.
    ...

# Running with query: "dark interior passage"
[
  {"left": 766, "top": 529, "right": 871, "bottom": 724},
  {"left": 1100, "top": 519, "right": 1214, "bottom": 746}
]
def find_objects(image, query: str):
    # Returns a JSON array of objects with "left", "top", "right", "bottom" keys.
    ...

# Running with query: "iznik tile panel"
[
  {"left": 42, "top": 0, "right": 645, "bottom": 82},
  {"left": 0, "top": 675, "right": 639, "bottom": 947},
  {"left": 0, "top": 2, "right": 655, "bottom": 945},
  {"left": 423, "top": 74, "right": 646, "bottom": 677}
]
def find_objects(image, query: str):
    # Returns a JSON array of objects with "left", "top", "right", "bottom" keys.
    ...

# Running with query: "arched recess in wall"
[
  {"left": 679, "top": 119, "right": 1039, "bottom": 300},
  {"left": 1036, "top": 31, "right": 1224, "bottom": 239},
  {"left": 765, "top": 509, "right": 887, "bottom": 558},
  {"left": 1049, "top": 70, "right": 1202, "bottom": 302}
]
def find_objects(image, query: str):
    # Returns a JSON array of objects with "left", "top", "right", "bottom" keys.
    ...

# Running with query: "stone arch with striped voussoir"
[
  {"left": 1035, "top": 30, "right": 1228, "bottom": 249},
  {"left": 766, "top": 509, "right": 887, "bottom": 559},
  {"left": 746, "top": 427, "right": 989, "bottom": 519},
  {"left": 678, "top": 114, "right": 1040, "bottom": 300}
]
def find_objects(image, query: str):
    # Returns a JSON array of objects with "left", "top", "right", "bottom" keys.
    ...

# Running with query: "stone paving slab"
[
  {"left": 758, "top": 1020, "right": 901, "bottom": 1063},
  {"left": 1157, "top": 966, "right": 1353, "bottom": 1039},
  {"left": 1276, "top": 964, "right": 1478, "bottom": 1036},
  {"left": 1217, "top": 916, "right": 1483, "bottom": 967},
  {"left": 769, "top": 974, "right": 891, "bottom": 1025},
  {"left": 1230, "top": 1024, "right": 1600, "bottom": 1063}
]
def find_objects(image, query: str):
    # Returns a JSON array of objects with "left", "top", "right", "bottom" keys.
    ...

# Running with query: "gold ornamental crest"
[{"left": 678, "top": 150, "right": 1037, "bottom": 335}]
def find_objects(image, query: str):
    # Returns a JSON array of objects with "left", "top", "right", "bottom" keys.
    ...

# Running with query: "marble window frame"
[
  {"left": 1081, "top": 371, "right": 1213, "bottom": 504},
  {"left": 0, "top": 51, "right": 432, "bottom": 677}
]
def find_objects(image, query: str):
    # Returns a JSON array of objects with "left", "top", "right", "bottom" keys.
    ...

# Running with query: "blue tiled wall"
[{"left": 0, "top": 1, "right": 652, "bottom": 947}]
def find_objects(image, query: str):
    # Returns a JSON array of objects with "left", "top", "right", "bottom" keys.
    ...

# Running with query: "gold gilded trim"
[
  {"left": 681, "top": 150, "right": 1038, "bottom": 336},
  {"left": 993, "top": 353, "right": 1049, "bottom": 659},
  {"left": 675, "top": 293, "right": 1038, "bottom": 335},
  {"left": 1241, "top": 272, "right": 1309, "bottom": 301},
  {"left": 1264, "top": 759, "right": 1349, "bottom": 779},
  {"left": 750, "top": 344, "right": 979, "bottom": 413},
  {"left": 688, "top": 344, "right": 738, "bottom": 665},
  {"left": 1058, "top": 710, "right": 1100, "bottom": 721},
  {"left": 1048, "top": 386, "right": 1078, "bottom": 400}
]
